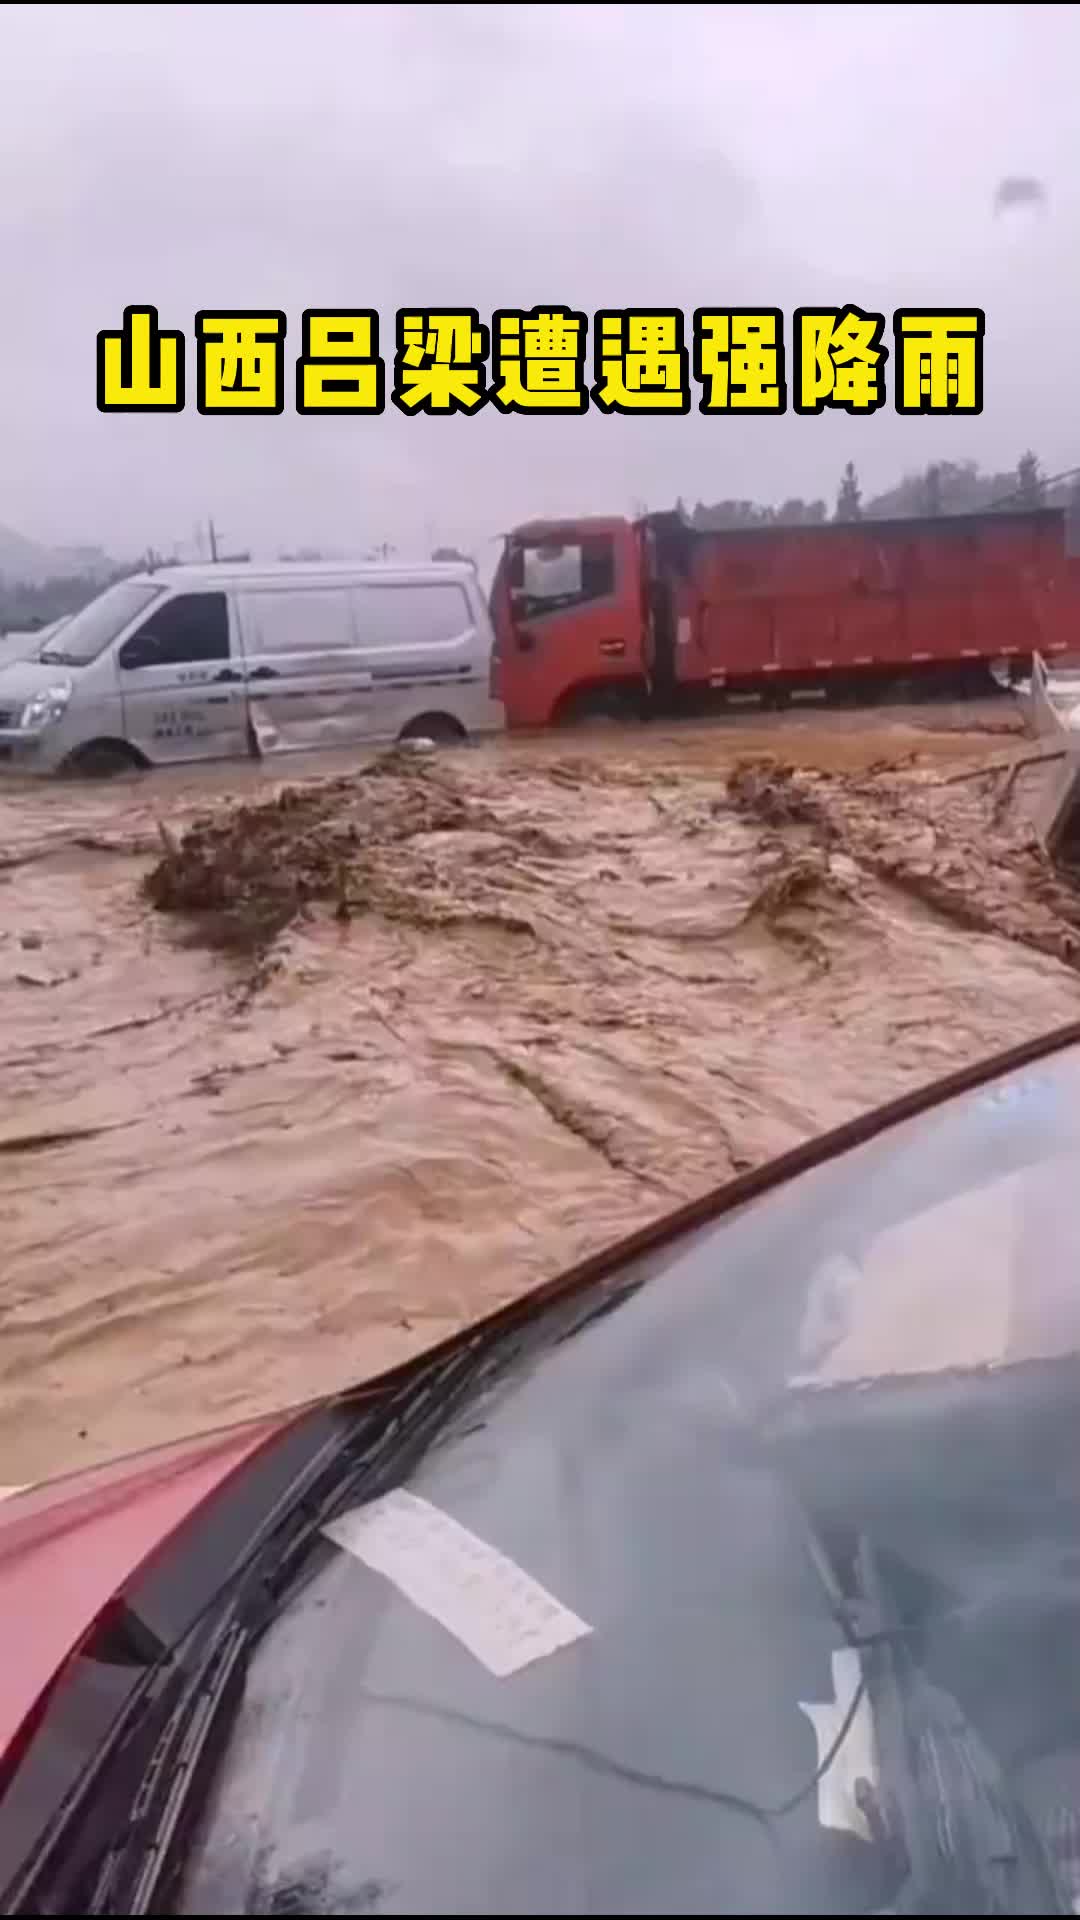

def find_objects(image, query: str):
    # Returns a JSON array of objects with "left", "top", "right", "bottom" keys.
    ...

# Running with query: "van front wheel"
[
  {"left": 398, "top": 714, "right": 466, "bottom": 746},
  {"left": 63, "top": 739, "right": 145, "bottom": 780}
]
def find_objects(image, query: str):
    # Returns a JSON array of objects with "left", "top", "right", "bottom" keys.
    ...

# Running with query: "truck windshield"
[
  {"left": 509, "top": 534, "right": 616, "bottom": 619},
  {"left": 39, "top": 581, "right": 163, "bottom": 667}
]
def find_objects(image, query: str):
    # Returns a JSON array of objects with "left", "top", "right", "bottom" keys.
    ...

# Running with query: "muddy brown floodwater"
[{"left": 2, "top": 703, "right": 1079, "bottom": 1487}]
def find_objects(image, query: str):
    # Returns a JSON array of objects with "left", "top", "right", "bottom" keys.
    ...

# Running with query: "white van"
[{"left": 0, "top": 562, "right": 505, "bottom": 776}]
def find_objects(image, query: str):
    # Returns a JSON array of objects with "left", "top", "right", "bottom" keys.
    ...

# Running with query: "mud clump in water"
[
  {"left": 741, "top": 852, "right": 845, "bottom": 924},
  {"left": 726, "top": 757, "right": 841, "bottom": 840},
  {"left": 143, "top": 755, "right": 476, "bottom": 954},
  {"left": 723, "top": 748, "right": 1080, "bottom": 977}
]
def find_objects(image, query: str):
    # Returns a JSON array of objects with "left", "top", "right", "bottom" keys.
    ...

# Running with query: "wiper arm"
[
  {"left": 850, "top": 1537, "right": 1066, "bottom": 1916},
  {"left": 4, "top": 1326, "right": 525, "bottom": 1916},
  {"left": 90, "top": 1611, "right": 251, "bottom": 1914}
]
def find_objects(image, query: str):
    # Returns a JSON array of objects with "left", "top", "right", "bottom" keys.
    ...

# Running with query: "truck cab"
[{"left": 490, "top": 517, "right": 645, "bottom": 728}]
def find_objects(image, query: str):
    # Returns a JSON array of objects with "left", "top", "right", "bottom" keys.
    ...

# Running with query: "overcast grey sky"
[{"left": 1, "top": 1, "right": 1077, "bottom": 561}]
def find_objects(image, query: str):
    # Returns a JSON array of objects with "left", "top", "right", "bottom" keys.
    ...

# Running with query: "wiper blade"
[
  {"left": 90, "top": 1614, "right": 251, "bottom": 1915},
  {"left": 4, "top": 1324, "right": 526, "bottom": 1916},
  {"left": 850, "top": 1537, "right": 1066, "bottom": 1916}
]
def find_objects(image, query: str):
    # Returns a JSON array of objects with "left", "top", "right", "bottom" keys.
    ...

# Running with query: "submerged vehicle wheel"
[
  {"left": 556, "top": 686, "right": 646, "bottom": 727},
  {"left": 62, "top": 739, "right": 145, "bottom": 780},
  {"left": 398, "top": 713, "right": 467, "bottom": 746}
]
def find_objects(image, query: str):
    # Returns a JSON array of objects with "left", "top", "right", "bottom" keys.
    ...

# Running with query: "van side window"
[
  {"left": 352, "top": 583, "right": 471, "bottom": 647},
  {"left": 242, "top": 589, "right": 355, "bottom": 654},
  {"left": 509, "top": 536, "right": 615, "bottom": 618},
  {"left": 134, "top": 593, "right": 229, "bottom": 665}
]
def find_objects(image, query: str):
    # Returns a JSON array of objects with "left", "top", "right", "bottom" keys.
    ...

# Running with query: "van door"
[
  {"left": 348, "top": 579, "right": 482, "bottom": 738},
  {"left": 234, "top": 586, "right": 371, "bottom": 754},
  {"left": 116, "top": 591, "right": 249, "bottom": 764}
]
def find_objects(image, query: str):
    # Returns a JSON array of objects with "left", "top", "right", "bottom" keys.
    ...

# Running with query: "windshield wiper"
[
  {"left": 847, "top": 1537, "right": 1066, "bottom": 1916},
  {"left": 38, "top": 648, "right": 80, "bottom": 666},
  {"left": 746, "top": 1417, "right": 1068, "bottom": 1916},
  {"left": 4, "top": 1325, "right": 528, "bottom": 1916}
]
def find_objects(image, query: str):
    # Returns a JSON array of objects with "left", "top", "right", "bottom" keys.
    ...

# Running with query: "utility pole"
[{"left": 208, "top": 517, "right": 219, "bottom": 564}]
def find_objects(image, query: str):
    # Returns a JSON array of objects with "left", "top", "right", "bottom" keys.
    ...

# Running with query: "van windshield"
[{"left": 40, "top": 581, "right": 163, "bottom": 667}]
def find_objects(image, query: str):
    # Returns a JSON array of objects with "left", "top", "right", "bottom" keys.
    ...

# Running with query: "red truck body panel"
[
  {"left": 494, "top": 508, "right": 1077, "bottom": 727},
  {"left": 667, "top": 512, "right": 1069, "bottom": 685}
]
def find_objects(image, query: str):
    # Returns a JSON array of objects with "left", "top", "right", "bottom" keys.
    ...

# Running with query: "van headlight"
[{"left": 20, "top": 681, "right": 73, "bottom": 731}]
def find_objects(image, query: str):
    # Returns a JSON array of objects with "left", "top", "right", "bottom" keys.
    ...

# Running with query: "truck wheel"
[
  {"left": 557, "top": 687, "right": 645, "bottom": 727},
  {"left": 63, "top": 739, "right": 145, "bottom": 780},
  {"left": 398, "top": 713, "right": 466, "bottom": 745}
]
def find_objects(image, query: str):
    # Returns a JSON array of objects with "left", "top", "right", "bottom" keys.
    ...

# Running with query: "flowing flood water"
[{"left": 2, "top": 704, "right": 1078, "bottom": 1486}]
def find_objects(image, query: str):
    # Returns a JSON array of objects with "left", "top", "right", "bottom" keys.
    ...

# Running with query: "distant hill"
[{"left": 0, "top": 522, "right": 115, "bottom": 587}]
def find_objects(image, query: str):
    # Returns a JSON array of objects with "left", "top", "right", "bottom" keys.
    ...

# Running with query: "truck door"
[
  {"left": 500, "top": 527, "right": 634, "bottom": 726},
  {"left": 116, "top": 590, "right": 250, "bottom": 765}
]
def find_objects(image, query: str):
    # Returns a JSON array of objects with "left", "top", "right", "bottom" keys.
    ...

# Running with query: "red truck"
[{"left": 489, "top": 506, "right": 1077, "bottom": 728}]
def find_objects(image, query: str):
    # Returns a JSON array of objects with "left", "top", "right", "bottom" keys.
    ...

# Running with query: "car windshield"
[
  {"left": 161, "top": 1040, "right": 1080, "bottom": 1912},
  {"left": 39, "top": 580, "right": 162, "bottom": 666}
]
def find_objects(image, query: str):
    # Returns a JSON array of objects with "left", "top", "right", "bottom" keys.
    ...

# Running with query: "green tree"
[
  {"left": 835, "top": 462, "right": 862, "bottom": 522},
  {"left": 1016, "top": 450, "right": 1043, "bottom": 509},
  {"left": 1065, "top": 473, "right": 1080, "bottom": 554}
]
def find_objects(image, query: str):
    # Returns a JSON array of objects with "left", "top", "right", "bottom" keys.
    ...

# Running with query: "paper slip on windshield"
[{"left": 323, "top": 1488, "right": 593, "bottom": 1679}]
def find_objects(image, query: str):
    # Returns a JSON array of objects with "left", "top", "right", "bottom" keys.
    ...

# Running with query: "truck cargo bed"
[{"left": 658, "top": 511, "right": 1072, "bottom": 692}]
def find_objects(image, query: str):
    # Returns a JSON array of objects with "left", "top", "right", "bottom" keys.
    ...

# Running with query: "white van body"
[{"left": 0, "top": 562, "right": 505, "bottom": 776}]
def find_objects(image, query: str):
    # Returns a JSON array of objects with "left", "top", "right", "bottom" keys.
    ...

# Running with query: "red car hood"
[{"left": 0, "top": 1410, "right": 298, "bottom": 1765}]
